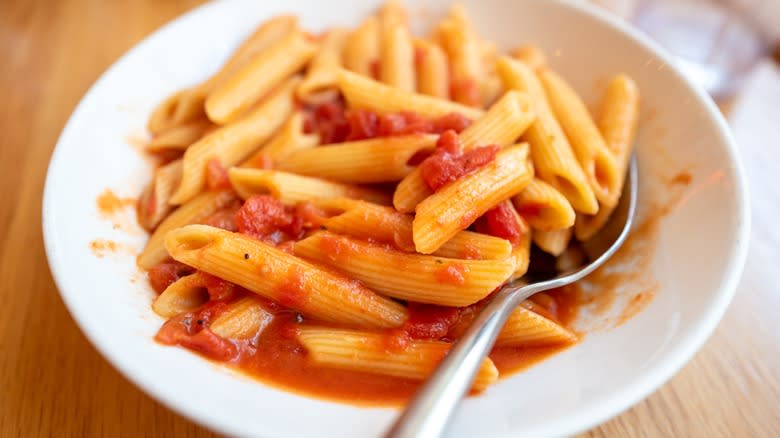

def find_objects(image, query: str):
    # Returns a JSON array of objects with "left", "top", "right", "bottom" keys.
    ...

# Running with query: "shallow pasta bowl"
[{"left": 42, "top": 0, "right": 749, "bottom": 436}]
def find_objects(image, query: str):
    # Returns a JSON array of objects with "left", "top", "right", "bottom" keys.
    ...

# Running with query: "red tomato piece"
[
  {"left": 474, "top": 201, "right": 524, "bottom": 245},
  {"left": 403, "top": 303, "right": 462, "bottom": 340},
  {"left": 148, "top": 261, "right": 194, "bottom": 294}
]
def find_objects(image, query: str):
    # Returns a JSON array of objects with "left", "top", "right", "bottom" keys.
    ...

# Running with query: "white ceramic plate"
[{"left": 42, "top": 0, "right": 750, "bottom": 436}]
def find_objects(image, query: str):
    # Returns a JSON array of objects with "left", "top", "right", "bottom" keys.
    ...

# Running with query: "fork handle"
[{"left": 385, "top": 282, "right": 549, "bottom": 438}]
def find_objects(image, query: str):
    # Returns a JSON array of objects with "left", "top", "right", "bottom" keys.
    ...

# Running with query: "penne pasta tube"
[
  {"left": 512, "top": 178, "right": 576, "bottom": 231},
  {"left": 496, "top": 56, "right": 599, "bottom": 215},
  {"left": 575, "top": 74, "right": 640, "bottom": 241},
  {"left": 337, "top": 68, "right": 484, "bottom": 119},
  {"left": 146, "top": 119, "right": 214, "bottom": 152},
  {"left": 379, "top": 0, "right": 408, "bottom": 27},
  {"left": 393, "top": 89, "right": 536, "bottom": 212},
  {"left": 343, "top": 17, "right": 380, "bottom": 77},
  {"left": 277, "top": 134, "right": 437, "bottom": 183},
  {"left": 297, "top": 28, "right": 349, "bottom": 102},
  {"left": 152, "top": 272, "right": 209, "bottom": 318},
  {"left": 414, "top": 39, "right": 449, "bottom": 99},
  {"left": 435, "top": 16, "right": 483, "bottom": 107},
  {"left": 227, "top": 168, "right": 392, "bottom": 205},
  {"left": 413, "top": 144, "right": 534, "bottom": 254},
  {"left": 165, "top": 225, "right": 408, "bottom": 328},
  {"left": 297, "top": 327, "right": 498, "bottom": 391},
  {"left": 210, "top": 296, "right": 274, "bottom": 340},
  {"left": 379, "top": 23, "right": 416, "bottom": 92},
  {"left": 510, "top": 44, "right": 547, "bottom": 71},
  {"left": 137, "top": 159, "right": 183, "bottom": 231},
  {"left": 540, "top": 69, "right": 620, "bottom": 207},
  {"left": 137, "top": 190, "right": 238, "bottom": 270},
  {"left": 533, "top": 227, "right": 573, "bottom": 257},
  {"left": 507, "top": 212, "right": 532, "bottom": 281},
  {"left": 169, "top": 76, "right": 299, "bottom": 205},
  {"left": 205, "top": 32, "right": 316, "bottom": 124},
  {"left": 147, "top": 16, "right": 298, "bottom": 134},
  {"left": 320, "top": 199, "right": 513, "bottom": 260},
  {"left": 294, "top": 231, "right": 515, "bottom": 307},
  {"left": 242, "top": 112, "right": 319, "bottom": 167},
  {"left": 496, "top": 304, "right": 578, "bottom": 347}
]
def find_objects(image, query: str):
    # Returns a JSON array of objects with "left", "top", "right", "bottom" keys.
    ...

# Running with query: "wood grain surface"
[{"left": 0, "top": 1, "right": 777, "bottom": 437}]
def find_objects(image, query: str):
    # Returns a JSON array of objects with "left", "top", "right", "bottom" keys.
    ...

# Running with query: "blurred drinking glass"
[{"left": 596, "top": 0, "right": 776, "bottom": 98}]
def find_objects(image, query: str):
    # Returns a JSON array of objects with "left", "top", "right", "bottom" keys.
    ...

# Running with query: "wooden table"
[{"left": 1, "top": 1, "right": 777, "bottom": 436}]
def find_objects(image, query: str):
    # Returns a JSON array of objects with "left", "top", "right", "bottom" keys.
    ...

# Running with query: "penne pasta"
[
  {"left": 509, "top": 44, "right": 547, "bottom": 71},
  {"left": 137, "top": 159, "right": 183, "bottom": 231},
  {"left": 533, "top": 227, "right": 573, "bottom": 257},
  {"left": 277, "top": 134, "right": 437, "bottom": 183},
  {"left": 343, "top": 17, "right": 380, "bottom": 77},
  {"left": 210, "top": 296, "right": 274, "bottom": 340},
  {"left": 169, "top": 76, "right": 299, "bottom": 205},
  {"left": 413, "top": 144, "right": 534, "bottom": 254},
  {"left": 379, "top": 23, "right": 416, "bottom": 92},
  {"left": 337, "top": 68, "right": 484, "bottom": 119},
  {"left": 435, "top": 14, "right": 483, "bottom": 107},
  {"left": 294, "top": 231, "right": 515, "bottom": 307},
  {"left": 496, "top": 56, "right": 599, "bottom": 215},
  {"left": 512, "top": 178, "right": 576, "bottom": 231},
  {"left": 297, "top": 327, "right": 498, "bottom": 391},
  {"left": 496, "top": 304, "right": 578, "bottom": 347},
  {"left": 297, "top": 28, "right": 349, "bottom": 103},
  {"left": 227, "top": 168, "right": 392, "bottom": 205},
  {"left": 540, "top": 69, "right": 620, "bottom": 207},
  {"left": 137, "top": 190, "right": 238, "bottom": 270},
  {"left": 393, "top": 89, "right": 536, "bottom": 212},
  {"left": 205, "top": 32, "right": 316, "bottom": 124},
  {"left": 414, "top": 39, "right": 449, "bottom": 99},
  {"left": 242, "top": 112, "right": 319, "bottom": 167},
  {"left": 146, "top": 118, "right": 214, "bottom": 152},
  {"left": 147, "top": 15, "right": 298, "bottom": 134},
  {"left": 575, "top": 74, "right": 640, "bottom": 241},
  {"left": 507, "top": 212, "right": 532, "bottom": 281},
  {"left": 320, "top": 199, "right": 513, "bottom": 260},
  {"left": 152, "top": 272, "right": 208, "bottom": 318},
  {"left": 165, "top": 225, "right": 408, "bottom": 328}
]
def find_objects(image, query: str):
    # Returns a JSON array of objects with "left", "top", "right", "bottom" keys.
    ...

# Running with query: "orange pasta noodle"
[
  {"left": 413, "top": 144, "right": 534, "bottom": 254},
  {"left": 319, "top": 200, "right": 513, "bottom": 260},
  {"left": 242, "top": 112, "right": 319, "bottom": 167},
  {"left": 169, "top": 76, "right": 299, "bottom": 205},
  {"left": 147, "top": 15, "right": 298, "bottom": 134},
  {"left": 137, "top": 190, "right": 238, "bottom": 270},
  {"left": 228, "top": 168, "right": 392, "bottom": 206},
  {"left": 205, "top": 32, "right": 315, "bottom": 124},
  {"left": 343, "top": 17, "right": 380, "bottom": 77},
  {"left": 539, "top": 69, "right": 620, "bottom": 206},
  {"left": 337, "top": 69, "right": 484, "bottom": 119},
  {"left": 277, "top": 134, "right": 437, "bottom": 183},
  {"left": 414, "top": 39, "right": 449, "bottom": 99},
  {"left": 294, "top": 231, "right": 515, "bottom": 307},
  {"left": 512, "top": 178, "right": 576, "bottom": 231},
  {"left": 393, "top": 89, "right": 536, "bottom": 212},
  {"left": 165, "top": 225, "right": 408, "bottom": 328},
  {"left": 575, "top": 74, "right": 639, "bottom": 240},
  {"left": 297, "top": 28, "right": 349, "bottom": 103},
  {"left": 496, "top": 56, "right": 598, "bottom": 214},
  {"left": 297, "top": 327, "right": 498, "bottom": 391},
  {"left": 137, "top": 159, "right": 183, "bottom": 231},
  {"left": 434, "top": 9, "right": 483, "bottom": 106}
]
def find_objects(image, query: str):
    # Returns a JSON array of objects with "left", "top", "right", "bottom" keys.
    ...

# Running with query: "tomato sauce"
[
  {"left": 473, "top": 201, "right": 526, "bottom": 245},
  {"left": 303, "top": 99, "right": 472, "bottom": 144},
  {"left": 419, "top": 130, "right": 500, "bottom": 191}
]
